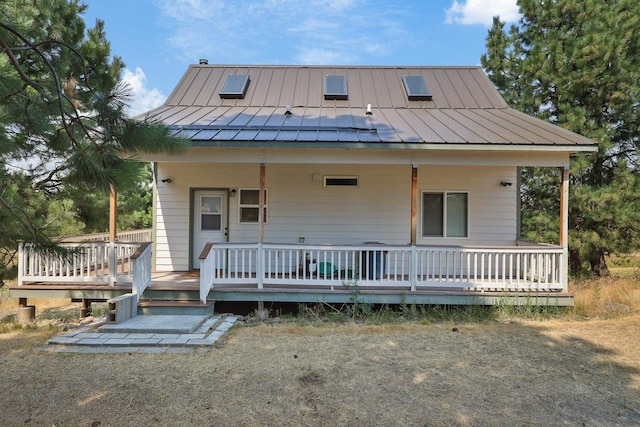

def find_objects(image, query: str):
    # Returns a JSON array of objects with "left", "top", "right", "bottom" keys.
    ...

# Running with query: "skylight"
[
  {"left": 219, "top": 74, "right": 250, "bottom": 99},
  {"left": 324, "top": 75, "right": 348, "bottom": 100},
  {"left": 402, "top": 75, "right": 432, "bottom": 101}
]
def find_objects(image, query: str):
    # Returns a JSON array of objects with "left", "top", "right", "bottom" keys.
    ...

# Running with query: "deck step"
[{"left": 137, "top": 299, "right": 215, "bottom": 316}]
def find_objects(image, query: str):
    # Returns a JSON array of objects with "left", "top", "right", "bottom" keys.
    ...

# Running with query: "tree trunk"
[
  {"left": 590, "top": 252, "right": 610, "bottom": 277},
  {"left": 569, "top": 249, "right": 582, "bottom": 276}
]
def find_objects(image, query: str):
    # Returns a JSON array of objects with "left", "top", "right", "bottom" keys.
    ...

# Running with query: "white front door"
[{"left": 192, "top": 190, "right": 228, "bottom": 269}]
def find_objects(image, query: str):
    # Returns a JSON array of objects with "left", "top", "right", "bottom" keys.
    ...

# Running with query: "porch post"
[
  {"left": 109, "top": 184, "right": 117, "bottom": 242},
  {"left": 109, "top": 184, "right": 117, "bottom": 286},
  {"left": 560, "top": 167, "right": 569, "bottom": 291},
  {"left": 410, "top": 165, "right": 418, "bottom": 245},
  {"left": 259, "top": 163, "right": 266, "bottom": 243},
  {"left": 410, "top": 165, "right": 418, "bottom": 290},
  {"left": 258, "top": 163, "right": 266, "bottom": 289}
]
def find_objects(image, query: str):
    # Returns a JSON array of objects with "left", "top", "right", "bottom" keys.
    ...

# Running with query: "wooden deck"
[
  {"left": 10, "top": 271, "right": 574, "bottom": 306},
  {"left": 17, "top": 240, "right": 571, "bottom": 304}
]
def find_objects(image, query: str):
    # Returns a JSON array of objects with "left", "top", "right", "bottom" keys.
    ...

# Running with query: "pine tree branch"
[
  {"left": 0, "top": 193, "right": 42, "bottom": 240},
  {"left": 0, "top": 22, "right": 97, "bottom": 148},
  {"left": 0, "top": 33, "right": 46, "bottom": 95},
  {"left": 600, "top": 148, "right": 638, "bottom": 165}
]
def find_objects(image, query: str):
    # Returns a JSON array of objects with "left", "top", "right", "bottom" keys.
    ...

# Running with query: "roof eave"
[{"left": 189, "top": 140, "right": 599, "bottom": 152}]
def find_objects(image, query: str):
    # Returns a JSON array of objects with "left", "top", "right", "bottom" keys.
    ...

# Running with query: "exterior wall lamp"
[
  {"left": 500, "top": 181, "right": 513, "bottom": 187},
  {"left": 230, "top": 189, "right": 237, "bottom": 197}
]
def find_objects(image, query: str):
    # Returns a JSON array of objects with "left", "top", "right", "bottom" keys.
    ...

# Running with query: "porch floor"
[{"left": 11, "top": 271, "right": 574, "bottom": 306}]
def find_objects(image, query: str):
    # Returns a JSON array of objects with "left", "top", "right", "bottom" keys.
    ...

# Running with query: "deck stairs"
[
  {"left": 46, "top": 313, "right": 240, "bottom": 352},
  {"left": 103, "top": 280, "right": 212, "bottom": 324},
  {"left": 135, "top": 281, "right": 213, "bottom": 316},
  {"left": 137, "top": 299, "right": 215, "bottom": 316},
  {"left": 44, "top": 284, "right": 233, "bottom": 351}
]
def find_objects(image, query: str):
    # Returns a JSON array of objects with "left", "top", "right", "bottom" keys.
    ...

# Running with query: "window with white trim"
[
  {"left": 422, "top": 191, "right": 468, "bottom": 237},
  {"left": 239, "top": 189, "right": 267, "bottom": 223}
]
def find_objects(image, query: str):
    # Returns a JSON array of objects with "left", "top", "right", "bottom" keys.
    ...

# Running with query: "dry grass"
[
  {"left": 571, "top": 277, "right": 640, "bottom": 320},
  {"left": 0, "top": 282, "right": 74, "bottom": 324},
  {"left": 0, "top": 277, "right": 638, "bottom": 426}
]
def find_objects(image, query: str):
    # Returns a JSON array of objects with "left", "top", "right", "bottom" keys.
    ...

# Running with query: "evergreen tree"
[
  {"left": 481, "top": 0, "right": 640, "bottom": 276},
  {"left": 0, "top": 0, "right": 186, "bottom": 283},
  {"left": 68, "top": 163, "right": 155, "bottom": 233}
]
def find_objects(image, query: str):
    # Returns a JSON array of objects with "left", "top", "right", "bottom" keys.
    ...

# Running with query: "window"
[
  {"left": 402, "top": 75, "right": 432, "bottom": 101},
  {"left": 324, "top": 75, "right": 348, "bottom": 100},
  {"left": 239, "top": 189, "right": 267, "bottom": 223},
  {"left": 422, "top": 192, "right": 468, "bottom": 237},
  {"left": 324, "top": 176, "right": 358, "bottom": 187},
  {"left": 200, "top": 196, "right": 222, "bottom": 231},
  {"left": 219, "top": 74, "right": 250, "bottom": 99}
]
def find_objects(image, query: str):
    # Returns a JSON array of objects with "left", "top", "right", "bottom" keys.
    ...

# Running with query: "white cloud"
[
  {"left": 122, "top": 67, "right": 166, "bottom": 117},
  {"left": 445, "top": 0, "right": 520, "bottom": 26},
  {"left": 296, "top": 49, "right": 357, "bottom": 65},
  {"left": 154, "top": 0, "right": 409, "bottom": 65}
]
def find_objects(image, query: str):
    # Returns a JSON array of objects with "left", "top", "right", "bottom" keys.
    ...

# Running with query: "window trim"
[
  {"left": 238, "top": 188, "right": 268, "bottom": 224},
  {"left": 421, "top": 190, "right": 468, "bottom": 238}
]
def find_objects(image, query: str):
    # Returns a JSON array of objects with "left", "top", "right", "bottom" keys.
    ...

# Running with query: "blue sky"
[{"left": 82, "top": 0, "right": 520, "bottom": 115}]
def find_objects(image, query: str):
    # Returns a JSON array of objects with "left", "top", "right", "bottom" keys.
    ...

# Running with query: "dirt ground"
[
  {"left": 1, "top": 275, "right": 639, "bottom": 426},
  {"left": 0, "top": 313, "right": 638, "bottom": 426}
]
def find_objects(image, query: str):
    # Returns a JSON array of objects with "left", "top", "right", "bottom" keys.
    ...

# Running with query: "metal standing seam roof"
[{"left": 138, "top": 65, "right": 598, "bottom": 150}]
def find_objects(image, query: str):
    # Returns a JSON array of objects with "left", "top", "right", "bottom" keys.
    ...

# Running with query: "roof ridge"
[{"left": 190, "top": 64, "right": 484, "bottom": 70}]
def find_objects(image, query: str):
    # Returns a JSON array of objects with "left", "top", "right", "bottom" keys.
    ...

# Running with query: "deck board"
[{"left": 10, "top": 271, "right": 573, "bottom": 306}]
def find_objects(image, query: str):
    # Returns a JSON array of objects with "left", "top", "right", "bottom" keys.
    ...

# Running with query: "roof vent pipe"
[
  {"left": 365, "top": 104, "right": 372, "bottom": 115},
  {"left": 199, "top": 58, "right": 209, "bottom": 65}
]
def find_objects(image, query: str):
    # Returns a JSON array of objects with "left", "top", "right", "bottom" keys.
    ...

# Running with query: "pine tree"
[
  {"left": 0, "top": 0, "right": 186, "bottom": 283},
  {"left": 481, "top": 0, "right": 640, "bottom": 276}
]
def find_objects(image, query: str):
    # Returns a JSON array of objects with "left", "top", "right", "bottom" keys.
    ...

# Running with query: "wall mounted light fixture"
[
  {"left": 230, "top": 189, "right": 237, "bottom": 197},
  {"left": 161, "top": 177, "right": 173, "bottom": 184},
  {"left": 500, "top": 181, "right": 513, "bottom": 187},
  {"left": 285, "top": 105, "right": 292, "bottom": 115}
]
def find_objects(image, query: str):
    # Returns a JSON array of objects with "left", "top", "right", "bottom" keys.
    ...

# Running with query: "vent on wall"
[
  {"left": 324, "top": 176, "right": 358, "bottom": 187},
  {"left": 402, "top": 75, "right": 432, "bottom": 101},
  {"left": 219, "top": 74, "right": 250, "bottom": 99},
  {"left": 324, "top": 75, "right": 348, "bottom": 100}
]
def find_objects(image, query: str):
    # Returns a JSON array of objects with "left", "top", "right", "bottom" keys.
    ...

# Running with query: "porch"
[{"left": 13, "top": 239, "right": 572, "bottom": 306}]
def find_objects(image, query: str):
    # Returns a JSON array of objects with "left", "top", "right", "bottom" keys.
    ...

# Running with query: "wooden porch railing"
[
  {"left": 17, "top": 241, "right": 151, "bottom": 289},
  {"left": 58, "top": 229, "right": 153, "bottom": 243},
  {"left": 131, "top": 242, "right": 152, "bottom": 299},
  {"left": 198, "top": 243, "right": 566, "bottom": 302}
]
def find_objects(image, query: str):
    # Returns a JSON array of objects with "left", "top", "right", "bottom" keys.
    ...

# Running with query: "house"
[{"left": 14, "top": 63, "right": 599, "bottom": 310}]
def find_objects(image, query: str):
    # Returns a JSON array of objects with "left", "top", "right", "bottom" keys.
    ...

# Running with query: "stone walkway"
[{"left": 44, "top": 314, "right": 239, "bottom": 354}]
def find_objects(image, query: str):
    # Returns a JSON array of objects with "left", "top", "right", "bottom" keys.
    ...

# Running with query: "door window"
[{"left": 200, "top": 196, "right": 222, "bottom": 231}]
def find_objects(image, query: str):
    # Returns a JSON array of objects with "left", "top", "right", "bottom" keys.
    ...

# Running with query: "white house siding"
[
  {"left": 154, "top": 162, "right": 518, "bottom": 271},
  {"left": 263, "top": 164, "right": 410, "bottom": 245},
  {"left": 154, "top": 163, "right": 256, "bottom": 271}
]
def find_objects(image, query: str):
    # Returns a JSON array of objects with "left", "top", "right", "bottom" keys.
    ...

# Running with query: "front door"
[{"left": 192, "top": 190, "right": 228, "bottom": 269}]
